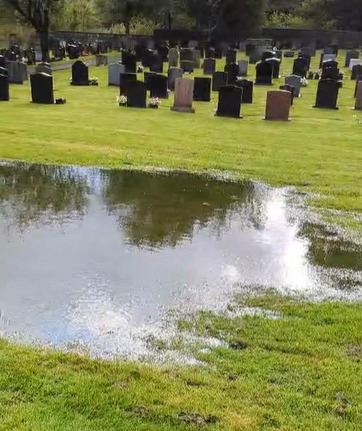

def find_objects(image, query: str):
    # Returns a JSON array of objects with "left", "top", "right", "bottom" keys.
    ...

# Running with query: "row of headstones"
[{"left": 2, "top": 69, "right": 362, "bottom": 113}]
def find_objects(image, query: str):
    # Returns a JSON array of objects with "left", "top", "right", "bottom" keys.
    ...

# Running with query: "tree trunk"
[
  {"left": 125, "top": 19, "right": 131, "bottom": 35},
  {"left": 39, "top": 29, "right": 49, "bottom": 62}
]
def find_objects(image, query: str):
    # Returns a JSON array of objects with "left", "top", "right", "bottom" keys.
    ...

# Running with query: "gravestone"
[
  {"left": 193, "top": 77, "right": 211, "bottom": 102},
  {"left": 261, "top": 50, "right": 276, "bottom": 62},
  {"left": 180, "top": 48, "right": 194, "bottom": 62},
  {"left": 150, "top": 53, "right": 163, "bottom": 73},
  {"left": 35, "top": 62, "right": 52, "bottom": 75},
  {"left": 249, "top": 49, "right": 262, "bottom": 65},
  {"left": 345, "top": 51, "right": 359, "bottom": 68},
  {"left": 6, "top": 61, "right": 26, "bottom": 84},
  {"left": 314, "top": 79, "right": 339, "bottom": 109},
  {"left": 119, "top": 73, "right": 137, "bottom": 96},
  {"left": 95, "top": 54, "right": 108, "bottom": 66},
  {"left": 226, "top": 49, "right": 237, "bottom": 65},
  {"left": 265, "top": 90, "right": 291, "bottom": 121},
  {"left": 323, "top": 46, "right": 334, "bottom": 55},
  {"left": 71, "top": 61, "right": 89, "bottom": 85},
  {"left": 224, "top": 63, "right": 239, "bottom": 84},
  {"left": 30, "top": 73, "right": 54, "bottom": 104},
  {"left": 285, "top": 75, "right": 302, "bottom": 97},
  {"left": 212, "top": 71, "right": 228, "bottom": 91},
  {"left": 122, "top": 51, "right": 137, "bottom": 73},
  {"left": 171, "top": 78, "right": 195, "bottom": 113},
  {"left": 235, "top": 79, "right": 253, "bottom": 104},
  {"left": 255, "top": 61, "right": 273, "bottom": 85},
  {"left": 351, "top": 64, "right": 362, "bottom": 80},
  {"left": 0, "top": 70, "right": 9, "bottom": 101},
  {"left": 168, "top": 48, "right": 179, "bottom": 68},
  {"left": 205, "top": 46, "right": 215, "bottom": 58},
  {"left": 321, "top": 63, "right": 339, "bottom": 81},
  {"left": 0, "top": 55, "right": 5, "bottom": 68},
  {"left": 293, "top": 58, "right": 308, "bottom": 77},
  {"left": 168, "top": 67, "right": 183, "bottom": 91},
  {"left": 108, "top": 62, "right": 125, "bottom": 86},
  {"left": 149, "top": 74, "right": 168, "bottom": 98},
  {"left": 181, "top": 60, "right": 194, "bottom": 73},
  {"left": 216, "top": 85, "right": 242, "bottom": 119},
  {"left": 141, "top": 49, "right": 154, "bottom": 67},
  {"left": 203, "top": 58, "right": 216, "bottom": 75},
  {"left": 300, "top": 47, "right": 316, "bottom": 57},
  {"left": 298, "top": 53, "right": 311, "bottom": 70},
  {"left": 349, "top": 59, "right": 362, "bottom": 71},
  {"left": 320, "top": 53, "right": 336, "bottom": 68},
  {"left": 191, "top": 50, "right": 201, "bottom": 69},
  {"left": 284, "top": 51, "right": 295, "bottom": 58},
  {"left": 238, "top": 60, "right": 248, "bottom": 77},
  {"left": 279, "top": 84, "right": 294, "bottom": 105},
  {"left": 355, "top": 81, "right": 362, "bottom": 110},
  {"left": 144, "top": 71, "right": 157, "bottom": 90},
  {"left": 354, "top": 77, "right": 362, "bottom": 97},
  {"left": 266, "top": 57, "right": 281, "bottom": 79},
  {"left": 127, "top": 81, "right": 146, "bottom": 108}
]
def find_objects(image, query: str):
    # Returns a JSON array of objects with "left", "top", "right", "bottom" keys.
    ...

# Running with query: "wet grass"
[
  {"left": 0, "top": 51, "right": 361, "bottom": 226},
  {"left": 0, "top": 51, "right": 362, "bottom": 429},
  {"left": 0, "top": 295, "right": 361, "bottom": 430}
]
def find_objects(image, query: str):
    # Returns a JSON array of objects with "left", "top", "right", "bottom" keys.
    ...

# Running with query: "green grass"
[
  {"left": 1, "top": 51, "right": 362, "bottom": 430},
  {"left": 0, "top": 296, "right": 361, "bottom": 430}
]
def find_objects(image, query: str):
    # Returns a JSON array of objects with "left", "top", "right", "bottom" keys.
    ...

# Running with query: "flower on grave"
[
  {"left": 148, "top": 97, "right": 161, "bottom": 107},
  {"left": 301, "top": 77, "right": 308, "bottom": 87},
  {"left": 117, "top": 95, "right": 127, "bottom": 105}
]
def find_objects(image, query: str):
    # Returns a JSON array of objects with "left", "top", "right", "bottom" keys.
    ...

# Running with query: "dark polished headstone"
[
  {"left": 71, "top": 61, "right": 89, "bottom": 85},
  {"left": 122, "top": 51, "right": 137, "bottom": 73},
  {"left": 351, "top": 65, "right": 362, "bottom": 80},
  {"left": 235, "top": 79, "right": 253, "bottom": 104},
  {"left": 224, "top": 63, "right": 239, "bottom": 84},
  {"left": 212, "top": 71, "right": 228, "bottom": 91},
  {"left": 193, "top": 77, "right": 211, "bottom": 102},
  {"left": 265, "top": 57, "right": 281, "bottom": 79},
  {"left": 0, "top": 71, "right": 9, "bottom": 101},
  {"left": 30, "top": 73, "right": 54, "bottom": 104},
  {"left": 149, "top": 74, "right": 168, "bottom": 99},
  {"left": 255, "top": 61, "right": 273, "bottom": 85},
  {"left": 119, "top": 73, "right": 137, "bottom": 96},
  {"left": 314, "top": 79, "right": 339, "bottom": 110},
  {"left": 127, "top": 81, "right": 146, "bottom": 108},
  {"left": 279, "top": 84, "right": 295, "bottom": 105},
  {"left": 216, "top": 85, "right": 242, "bottom": 118}
]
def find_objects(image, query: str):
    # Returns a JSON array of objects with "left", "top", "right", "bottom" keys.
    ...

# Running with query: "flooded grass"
[{"left": 0, "top": 296, "right": 361, "bottom": 430}]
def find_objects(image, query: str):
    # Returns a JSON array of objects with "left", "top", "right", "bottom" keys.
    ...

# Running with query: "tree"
[
  {"left": 95, "top": 0, "right": 145, "bottom": 34},
  {"left": 3, "top": 0, "right": 60, "bottom": 61}
]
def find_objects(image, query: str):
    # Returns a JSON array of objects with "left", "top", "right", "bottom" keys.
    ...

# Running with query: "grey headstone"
[
  {"left": 108, "top": 62, "right": 125, "bottom": 86},
  {"left": 285, "top": 75, "right": 302, "bottom": 97}
]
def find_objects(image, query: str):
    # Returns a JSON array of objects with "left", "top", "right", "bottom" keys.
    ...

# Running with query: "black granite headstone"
[
  {"left": 180, "top": 60, "right": 194, "bottom": 73},
  {"left": 212, "top": 71, "right": 228, "bottom": 91},
  {"left": 314, "top": 79, "right": 339, "bottom": 109},
  {"left": 351, "top": 65, "right": 362, "bottom": 80},
  {"left": 122, "top": 51, "right": 137, "bottom": 73},
  {"left": 127, "top": 81, "right": 146, "bottom": 108},
  {"left": 193, "top": 77, "right": 211, "bottom": 102},
  {"left": 141, "top": 49, "right": 154, "bottom": 68},
  {"left": 30, "top": 73, "right": 54, "bottom": 104},
  {"left": 265, "top": 57, "right": 281, "bottom": 79},
  {"left": 149, "top": 74, "right": 168, "bottom": 98},
  {"left": 203, "top": 58, "right": 216, "bottom": 75},
  {"left": 224, "top": 63, "right": 239, "bottom": 84},
  {"left": 0, "top": 55, "right": 6, "bottom": 68},
  {"left": 119, "top": 73, "right": 137, "bottom": 96},
  {"left": 216, "top": 85, "right": 242, "bottom": 118},
  {"left": 150, "top": 53, "right": 163, "bottom": 73},
  {"left": 293, "top": 58, "right": 308, "bottom": 77},
  {"left": 235, "top": 79, "right": 253, "bottom": 104},
  {"left": 0, "top": 70, "right": 9, "bottom": 101},
  {"left": 226, "top": 49, "right": 237, "bottom": 65},
  {"left": 255, "top": 61, "right": 273, "bottom": 85},
  {"left": 71, "top": 61, "right": 89, "bottom": 85}
]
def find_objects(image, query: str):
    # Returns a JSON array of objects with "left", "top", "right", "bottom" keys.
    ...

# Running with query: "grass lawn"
[{"left": 0, "top": 51, "right": 361, "bottom": 430}]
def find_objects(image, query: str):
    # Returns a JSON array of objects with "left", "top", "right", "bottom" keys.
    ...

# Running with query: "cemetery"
[{"left": 1, "top": 1, "right": 362, "bottom": 430}]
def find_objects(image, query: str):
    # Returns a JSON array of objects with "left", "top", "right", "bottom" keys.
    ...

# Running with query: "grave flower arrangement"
[
  {"left": 301, "top": 77, "right": 308, "bottom": 87},
  {"left": 148, "top": 97, "right": 161, "bottom": 109},
  {"left": 117, "top": 95, "right": 127, "bottom": 106},
  {"left": 89, "top": 77, "right": 99, "bottom": 86}
]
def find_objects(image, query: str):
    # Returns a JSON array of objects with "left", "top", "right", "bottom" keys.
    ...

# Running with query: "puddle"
[{"left": 0, "top": 161, "right": 361, "bottom": 359}]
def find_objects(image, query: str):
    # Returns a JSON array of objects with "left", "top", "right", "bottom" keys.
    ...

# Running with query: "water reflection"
[
  {"left": 0, "top": 161, "right": 361, "bottom": 359},
  {"left": 101, "top": 170, "right": 265, "bottom": 248}
]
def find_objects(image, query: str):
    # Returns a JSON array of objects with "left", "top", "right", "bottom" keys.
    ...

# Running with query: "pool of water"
[{"left": 0, "top": 161, "right": 361, "bottom": 358}]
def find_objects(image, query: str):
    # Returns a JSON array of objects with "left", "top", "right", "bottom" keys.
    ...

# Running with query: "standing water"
[{"left": 0, "top": 161, "right": 361, "bottom": 358}]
